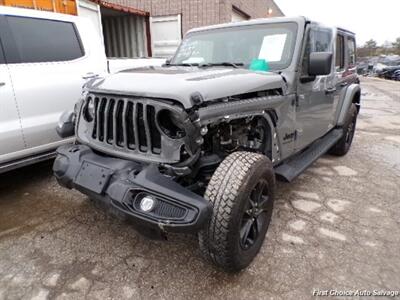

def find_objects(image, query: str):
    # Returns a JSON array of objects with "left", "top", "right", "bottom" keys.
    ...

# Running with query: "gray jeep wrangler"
[{"left": 54, "top": 17, "right": 360, "bottom": 271}]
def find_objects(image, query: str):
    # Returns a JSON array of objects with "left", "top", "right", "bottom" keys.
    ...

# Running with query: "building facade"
[
  {"left": 105, "top": 0, "right": 284, "bottom": 34},
  {"left": 89, "top": 0, "right": 284, "bottom": 57}
]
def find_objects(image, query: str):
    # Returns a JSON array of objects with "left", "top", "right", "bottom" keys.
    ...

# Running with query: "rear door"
[
  {"left": 0, "top": 19, "right": 25, "bottom": 163},
  {"left": 332, "top": 32, "right": 347, "bottom": 119},
  {"left": 343, "top": 33, "right": 358, "bottom": 84},
  {"left": 2, "top": 13, "right": 104, "bottom": 153},
  {"left": 331, "top": 32, "right": 358, "bottom": 125}
]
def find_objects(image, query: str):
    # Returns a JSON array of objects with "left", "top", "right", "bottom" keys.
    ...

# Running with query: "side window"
[
  {"left": 301, "top": 26, "right": 333, "bottom": 76},
  {"left": 335, "top": 34, "right": 345, "bottom": 71},
  {"left": 347, "top": 37, "right": 356, "bottom": 68},
  {"left": 6, "top": 16, "right": 84, "bottom": 63}
]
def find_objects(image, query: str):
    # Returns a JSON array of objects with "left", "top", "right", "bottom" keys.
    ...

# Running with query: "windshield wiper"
[
  {"left": 163, "top": 63, "right": 199, "bottom": 67},
  {"left": 199, "top": 62, "right": 244, "bottom": 68}
]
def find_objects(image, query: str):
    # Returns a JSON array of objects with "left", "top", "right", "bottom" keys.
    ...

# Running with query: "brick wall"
[{"left": 102, "top": 0, "right": 284, "bottom": 34}]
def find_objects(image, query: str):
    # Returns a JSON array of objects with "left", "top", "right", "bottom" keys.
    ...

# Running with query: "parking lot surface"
[{"left": 0, "top": 77, "right": 399, "bottom": 300}]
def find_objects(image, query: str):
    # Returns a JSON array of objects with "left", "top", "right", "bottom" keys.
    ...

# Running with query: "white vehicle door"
[
  {"left": 2, "top": 13, "right": 106, "bottom": 153},
  {"left": 0, "top": 32, "right": 25, "bottom": 163}
]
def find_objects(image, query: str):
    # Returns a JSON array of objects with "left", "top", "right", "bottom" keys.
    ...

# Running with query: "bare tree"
[{"left": 392, "top": 37, "right": 400, "bottom": 54}]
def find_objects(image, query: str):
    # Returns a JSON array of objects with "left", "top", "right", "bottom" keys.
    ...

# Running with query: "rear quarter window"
[
  {"left": 6, "top": 16, "right": 84, "bottom": 63},
  {"left": 335, "top": 34, "right": 345, "bottom": 71},
  {"left": 347, "top": 37, "right": 356, "bottom": 68}
]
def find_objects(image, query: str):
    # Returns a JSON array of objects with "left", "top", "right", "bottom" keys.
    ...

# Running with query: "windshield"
[{"left": 171, "top": 22, "right": 298, "bottom": 71}]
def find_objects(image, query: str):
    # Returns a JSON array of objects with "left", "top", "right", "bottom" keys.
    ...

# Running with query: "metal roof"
[
  {"left": 187, "top": 16, "right": 355, "bottom": 36},
  {"left": 336, "top": 27, "right": 355, "bottom": 35},
  {"left": 91, "top": 0, "right": 149, "bottom": 16}
]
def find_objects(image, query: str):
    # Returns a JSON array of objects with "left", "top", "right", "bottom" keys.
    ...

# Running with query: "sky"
[{"left": 275, "top": 0, "right": 400, "bottom": 46}]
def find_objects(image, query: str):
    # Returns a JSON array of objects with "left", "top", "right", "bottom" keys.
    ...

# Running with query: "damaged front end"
[{"left": 54, "top": 72, "right": 288, "bottom": 233}]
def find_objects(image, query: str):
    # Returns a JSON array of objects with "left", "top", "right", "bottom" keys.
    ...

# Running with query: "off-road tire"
[
  {"left": 198, "top": 151, "right": 275, "bottom": 272},
  {"left": 329, "top": 103, "right": 358, "bottom": 156}
]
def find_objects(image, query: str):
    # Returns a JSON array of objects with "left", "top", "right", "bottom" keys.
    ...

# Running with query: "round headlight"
[
  {"left": 157, "top": 109, "right": 186, "bottom": 139},
  {"left": 140, "top": 196, "right": 157, "bottom": 212},
  {"left": 84, "top": 98, "right": 95, "bottom": 122}
]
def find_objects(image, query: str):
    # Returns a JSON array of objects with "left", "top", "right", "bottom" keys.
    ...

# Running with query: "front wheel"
[{"left": 198, "top": 151, "right": 275, "bottom": 272}]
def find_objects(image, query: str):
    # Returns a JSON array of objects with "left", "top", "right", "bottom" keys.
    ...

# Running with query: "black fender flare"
[{"left": 336, "top": 84, "right": 361, "bottom": 126}]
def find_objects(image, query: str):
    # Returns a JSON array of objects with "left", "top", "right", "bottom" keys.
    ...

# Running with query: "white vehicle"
[{"left": 0, "top": 6, "right": 164, "bottom": 173}]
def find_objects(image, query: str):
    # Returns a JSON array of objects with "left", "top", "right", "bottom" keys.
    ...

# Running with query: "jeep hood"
[{"left": 86, "top": 66, "right": 287, "bottom": 108}]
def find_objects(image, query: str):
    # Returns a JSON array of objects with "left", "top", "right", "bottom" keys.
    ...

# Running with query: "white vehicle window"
[{"left": 6, "top": 16, "right": 84, "bottom": 63}]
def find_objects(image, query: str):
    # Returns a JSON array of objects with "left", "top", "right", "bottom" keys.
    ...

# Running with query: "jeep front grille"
[
  {"left": 78, "top": 93, "right": 190, "bottom": 164},
  {"left": 90, "top": 96, "right": 162, "bottom": 154}
]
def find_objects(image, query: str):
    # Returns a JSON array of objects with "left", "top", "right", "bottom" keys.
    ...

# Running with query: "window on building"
[
  {"left": 347, "top": 37, "right": 356, "bottom": 67},
  {"left": 6, "top": 16, "right": 84, "bottom": 63},
  {"left": 301, "top": 26, "right": 333, "bottom": 75},
  {"left": 336, "top": 34, "right": 345, "bottom": 71}
]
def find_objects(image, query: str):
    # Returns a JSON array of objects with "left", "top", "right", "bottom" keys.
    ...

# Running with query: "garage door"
[
  {"left": 77, "top": 0, "right": 103, "bottom": 43},
  {"left": 101, "top": 10, "right": 147, "bottom": 58},
  {"left": 150, "top": 15, "right": 181, "bottom": 58}
]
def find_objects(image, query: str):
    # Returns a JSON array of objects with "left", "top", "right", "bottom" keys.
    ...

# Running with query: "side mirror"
[{"left": 308, "top": 52, "right": 333, "bottom": 76}]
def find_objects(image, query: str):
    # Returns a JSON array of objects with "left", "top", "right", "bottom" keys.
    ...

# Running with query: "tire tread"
[{"left": 199, "top": 151, "right": 272, "bottom": 270}]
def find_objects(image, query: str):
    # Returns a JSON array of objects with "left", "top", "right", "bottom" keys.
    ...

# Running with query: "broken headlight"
[{"left": 83, "top": 97, "right": 95, "bottom": 122}]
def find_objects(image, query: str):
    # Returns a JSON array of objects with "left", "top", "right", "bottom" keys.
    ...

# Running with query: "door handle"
[
  {"left": 82, "top": 73, "right": 99, "bottom": 80},
  {"left": 325, "top": 87, "right": 336, "bottom": 94},
  {"left": 0, "top": 82, "right": 5, "bottom": 87}
]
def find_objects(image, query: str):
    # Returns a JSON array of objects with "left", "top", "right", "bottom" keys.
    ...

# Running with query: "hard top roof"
[{"left": 187, "top": 16, "right": 355, "bottom": 36}]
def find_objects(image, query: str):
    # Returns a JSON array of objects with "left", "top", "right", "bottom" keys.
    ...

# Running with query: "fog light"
[{"left": 140, "top": 196, "right": 156, "bottom": 212}]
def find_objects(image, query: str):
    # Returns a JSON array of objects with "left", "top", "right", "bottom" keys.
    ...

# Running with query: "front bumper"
[{"left": 53, "top": 144, "right": 212, "bottom": 233}]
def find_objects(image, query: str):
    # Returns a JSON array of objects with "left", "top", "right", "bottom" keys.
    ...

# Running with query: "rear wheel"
[
  {"left": 329, "top": 103, "right": 358, "bottom": 156},
  {"left": 198, "top": 151, "right": 275, "bottom": 272}
]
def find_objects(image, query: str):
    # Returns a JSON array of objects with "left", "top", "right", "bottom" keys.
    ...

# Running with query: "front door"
[
  {"left": 0, "top": 33, "right": 25, "bottom": 163},
  {"left": 295, "top": 25, "right": 336, "bottom": 151}
]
